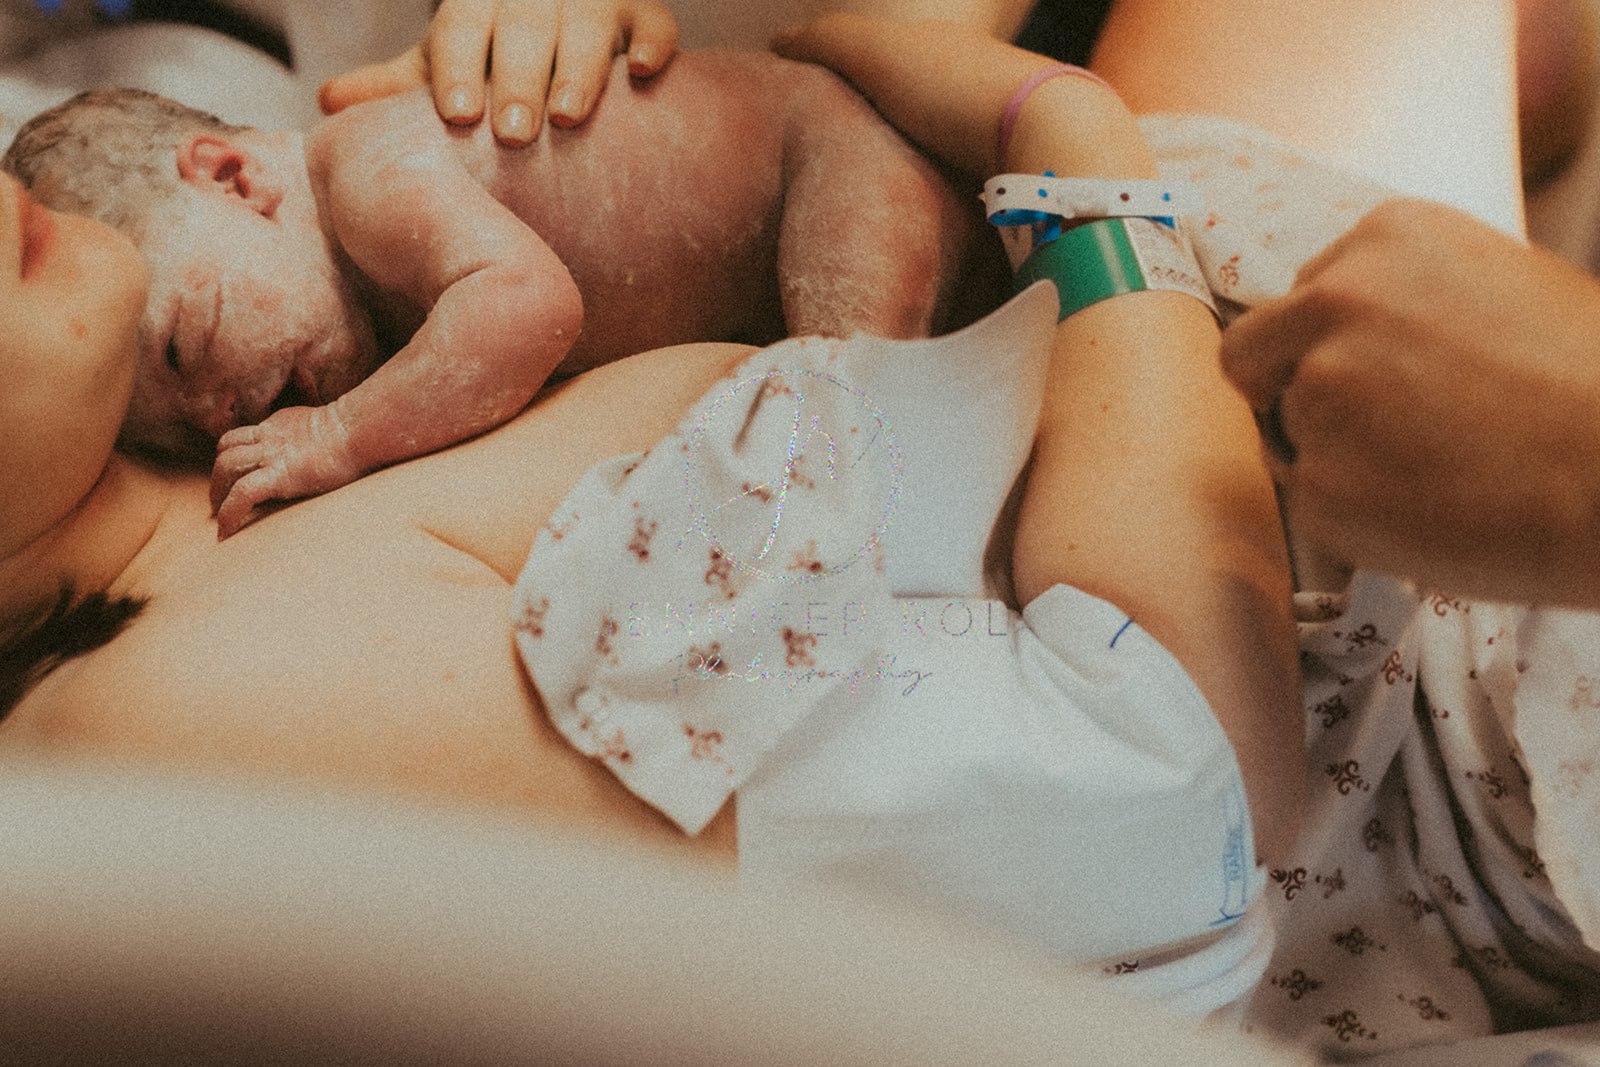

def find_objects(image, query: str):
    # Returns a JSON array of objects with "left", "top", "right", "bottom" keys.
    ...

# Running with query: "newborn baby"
[{"left": 2, "top": 52, "right": 991, "bottom": 536}]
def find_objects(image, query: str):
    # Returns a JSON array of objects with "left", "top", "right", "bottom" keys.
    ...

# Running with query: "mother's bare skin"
[
  {"left": 205, "top": 52, "right": 995, "bottom": 534},
  {"left": 2, "top": 342, "right": 757, "bottom": 863}
]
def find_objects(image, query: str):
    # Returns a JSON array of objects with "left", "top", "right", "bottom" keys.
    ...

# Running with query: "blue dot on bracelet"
[{"left": 992, "top": 182, "right": 1176, "bottom": 204}]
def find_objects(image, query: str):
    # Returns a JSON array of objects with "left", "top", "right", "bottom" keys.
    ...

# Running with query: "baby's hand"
[
  {"left": 318, "top": 0, "right": 679, "bottom": 144},
  {"left": 211, "top": 405, "right": 365, "bottom": 539}
]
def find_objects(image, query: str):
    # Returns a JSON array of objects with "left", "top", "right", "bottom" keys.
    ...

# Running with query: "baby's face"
[{"left": 121, "top": 183, "right": 379, "bottom": 456}]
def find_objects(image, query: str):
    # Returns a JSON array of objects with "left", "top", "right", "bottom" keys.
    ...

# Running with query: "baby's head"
[{"left": 2, "top": 89, "right": 378, "bottom": 456}]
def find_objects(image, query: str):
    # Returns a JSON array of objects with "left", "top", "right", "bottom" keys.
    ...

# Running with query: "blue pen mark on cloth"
[
  {"left": 1213, "top": 784, "right": 1252, "bottom": 925},
  {"left": 1109, "top": 618, "right": 1134, "bottom": 650}
]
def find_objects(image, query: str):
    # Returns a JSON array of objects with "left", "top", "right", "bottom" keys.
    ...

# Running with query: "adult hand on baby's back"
[
  {"left": 318, "top": 0, "right": 678, "bottom": 144},
  {"left": 1221, "top": 198, "right": 1600, "bottom": 606},
  {"left": 211, "top": 406, "right": 365, "bottom": 540}
]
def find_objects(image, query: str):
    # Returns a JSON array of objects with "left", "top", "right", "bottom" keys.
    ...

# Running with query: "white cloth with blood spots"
[
  {"left": 514, "top": 288, "right": 1273, "bottom": 1016},
  {"left": 514, "top": 285, "right": 1061, "bottom": 838},
  {"left": 511, "top": 356, "right": 896, "bottom": 838}
]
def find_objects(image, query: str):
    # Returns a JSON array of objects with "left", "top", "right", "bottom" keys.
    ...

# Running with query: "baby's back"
[{"left": 313, "top": 52, "right": 935, "bottom": 371}]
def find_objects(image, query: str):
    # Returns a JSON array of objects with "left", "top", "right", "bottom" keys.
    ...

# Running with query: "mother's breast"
[{"left": 2, "top": 506, "right": 736, "bottom": 863}]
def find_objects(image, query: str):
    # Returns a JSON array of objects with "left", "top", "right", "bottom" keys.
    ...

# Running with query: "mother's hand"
[
  {"left": 1222, "top": 198, "right": 1600, "bottom": 605},
  {"left": 319, "top": 0, "right": 677, "bottom": 144}
]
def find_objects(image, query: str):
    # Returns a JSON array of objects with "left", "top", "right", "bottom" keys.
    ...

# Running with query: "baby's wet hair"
[{"left": 1, "top": 88, "right": 246, "bottom": 242}]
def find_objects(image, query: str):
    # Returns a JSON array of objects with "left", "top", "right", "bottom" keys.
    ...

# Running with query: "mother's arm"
[
  {"left": 1008, "top": 67, "right": 1304, "bottom": 867},
  {"left": 777, "top": 15, "right": 1303, "bottom": 863}
]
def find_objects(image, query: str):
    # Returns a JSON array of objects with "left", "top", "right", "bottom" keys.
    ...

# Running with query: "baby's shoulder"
[{"left": 307, "top": 91, "right": 454, "bottom": 180}]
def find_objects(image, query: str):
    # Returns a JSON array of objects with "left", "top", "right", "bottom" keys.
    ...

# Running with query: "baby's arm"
[
  {"left": 779, "top": 16, "right": 1303, "bottom": 863},
  {"left": 211, "top": 147, "right": 581, "bottom": 539}
]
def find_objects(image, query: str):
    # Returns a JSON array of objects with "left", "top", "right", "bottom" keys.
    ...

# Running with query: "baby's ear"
[{"left": 176, "top": 135, "right": 284, "bottom": 218}]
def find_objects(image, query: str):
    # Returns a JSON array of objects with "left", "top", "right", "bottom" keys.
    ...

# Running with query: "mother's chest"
[{"left": 17, "top": 547, "right": 532, "bottom": 765}]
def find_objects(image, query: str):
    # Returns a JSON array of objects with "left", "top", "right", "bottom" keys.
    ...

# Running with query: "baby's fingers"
[
  {"left": 211, "top": 437, "right": 279, "bottom": 539},
  {"left": 318, "top": 47, "right": 430, "bottom": 114},
  {"left": 211, "top": 427, "right": 263, "bottom": 514},
  {"left": 215, "top": 467, "right": 284, "bottom": 540}
]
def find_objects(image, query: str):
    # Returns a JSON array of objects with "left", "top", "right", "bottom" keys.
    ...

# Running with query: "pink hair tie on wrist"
[{"left": 996, "top": 63, "right": 1115, "bottom": 166}]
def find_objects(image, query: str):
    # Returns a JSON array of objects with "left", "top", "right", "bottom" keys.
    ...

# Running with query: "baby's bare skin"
[{"left": 204, "top": 52, "right": 991, "bottom": 536}]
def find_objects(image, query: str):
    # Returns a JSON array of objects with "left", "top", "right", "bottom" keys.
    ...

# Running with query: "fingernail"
[
  {"left": 500, "top": 102, "right": 535, "bottom": 141},
  {"left": 554, "top": 87, "right": 582, "bottom": 117},
  {"left": 445, "top": 84, "right": 473, "bottom": 120}
]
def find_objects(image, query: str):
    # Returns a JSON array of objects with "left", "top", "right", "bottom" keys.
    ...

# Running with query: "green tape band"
[{"left": 1014, "top": 216, "right": 1217, "bottom": 323}]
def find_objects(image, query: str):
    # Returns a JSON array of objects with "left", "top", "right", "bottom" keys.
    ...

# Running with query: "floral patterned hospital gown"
[
  {"left": 1140, "top": 118, "right": 1600, "bottom": 1054},
  {"left": 511, "top": 113, "right": 1600, "bottom": 1049}
]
